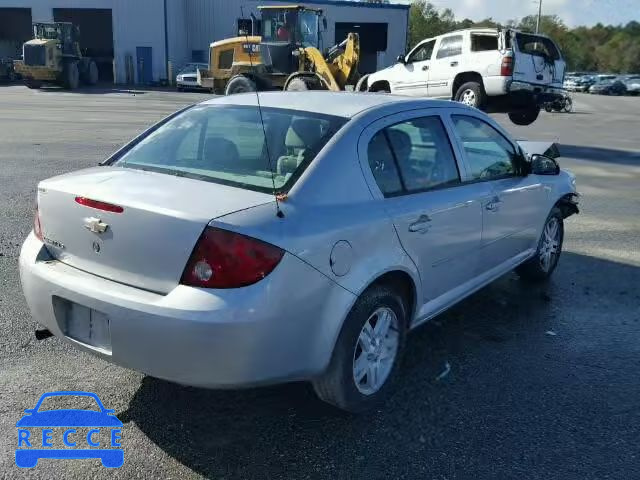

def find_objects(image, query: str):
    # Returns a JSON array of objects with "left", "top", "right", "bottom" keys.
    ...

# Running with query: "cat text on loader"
[
  {"left": 198, "top": 5, "right": 360, "bottom": 95},
  {"left": 14, "top": 22, "right": 99, "bottom": 90}
]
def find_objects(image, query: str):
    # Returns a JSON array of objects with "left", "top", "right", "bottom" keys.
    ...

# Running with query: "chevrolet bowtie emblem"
[{"left": 84, "top": 217, "right": 109, "bottom": 234}]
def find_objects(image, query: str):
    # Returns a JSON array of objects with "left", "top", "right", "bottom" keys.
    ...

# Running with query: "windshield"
[
  {"left": 179, "top": 64, "right": 204, "bottom": 74},
  {"left": 114, "top": 105, "right": 346, "bottom": 194}
]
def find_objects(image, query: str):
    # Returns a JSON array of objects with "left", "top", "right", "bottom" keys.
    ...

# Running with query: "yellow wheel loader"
[
  {"left": 197, "top": 5, "right": 360, "bottom": 95},
  {"left": 14, "top": 22, "right": 99, "bottom": 90}
]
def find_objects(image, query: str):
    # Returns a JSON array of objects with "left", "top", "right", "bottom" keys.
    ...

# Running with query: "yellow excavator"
[{"left": 197, "top": 5, "right": 360, "bottom": 95}]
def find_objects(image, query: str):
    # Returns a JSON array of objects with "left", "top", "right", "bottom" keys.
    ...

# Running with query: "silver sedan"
[{"left": 20, "top": 92, "right": 579, "bottom": 412}]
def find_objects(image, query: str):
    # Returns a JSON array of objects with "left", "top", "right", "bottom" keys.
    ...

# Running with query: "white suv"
[{"left": 359, "top": 28, "right": 566, "bottom": 126}]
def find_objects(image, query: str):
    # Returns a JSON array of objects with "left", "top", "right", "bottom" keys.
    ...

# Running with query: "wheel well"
[
  {"left": 367, "top": 271, "right": 417, "bottom": 321},
  {"left": 452, "top": 72, "right": 484, "bottom": 99},
  {"left": 555, "top": 193, "right": 579, "bottom": 219},
  {"left": 369, "top": 80, "right": 390, "bottom": 92}
]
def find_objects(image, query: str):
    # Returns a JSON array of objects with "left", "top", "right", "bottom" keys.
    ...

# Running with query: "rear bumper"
[{"left": 19, "top": 233, "right": 355, "bottom": 388}]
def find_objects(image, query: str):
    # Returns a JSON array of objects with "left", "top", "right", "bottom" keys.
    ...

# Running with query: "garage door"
[
  {"left": 0, "top": 8, "right": 32, "bottom": 59},
  {"left": 335, "top": 22, "right": 388, "bottom": 74},
  {"left": 53, "top": 8, "right": 113, "bottom": 81}
]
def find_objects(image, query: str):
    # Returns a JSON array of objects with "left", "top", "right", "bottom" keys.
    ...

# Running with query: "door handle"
[
  {"left": 422, "top": 65, "right": 429, "bottom": 71},
  {"left": 450, "top": 61, "right": 458, "bottom": 67},
  {"left": 408, "top": 214, "right": 432, "bottom": 233}
]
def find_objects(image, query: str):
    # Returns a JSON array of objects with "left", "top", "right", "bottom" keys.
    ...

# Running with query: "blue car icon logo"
[{"left": 16, "top": 391, "right": 123, "bottom": 468}]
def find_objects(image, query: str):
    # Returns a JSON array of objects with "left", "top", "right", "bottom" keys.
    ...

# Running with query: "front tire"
[
  {"left": 508, "top": 106, "right": 540, "bottom": 126},
  {"left": 225, "top": 75, "right": 256, "bottom": 95},
  {"left": 517, "top": 207, "right": 564, "bottom": 282},
  {"left": 312, "top": 285, "right": 407, "bottom": 413},
  {"left": 455, "top": 81, "right": 486, "bottom": 109}
]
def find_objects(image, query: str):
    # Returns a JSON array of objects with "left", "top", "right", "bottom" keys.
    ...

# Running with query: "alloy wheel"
[
  {"left": 460, "top": 89, "right": 477, "bottom": 107},
  {"left": 539, "top": 217, "right": 560, "bottom": 272},
  {"left": 352, "top": 307, "right": 399, "bottom": 395}
]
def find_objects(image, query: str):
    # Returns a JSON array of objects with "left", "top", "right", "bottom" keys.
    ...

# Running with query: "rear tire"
[
  {"left": 64, "top": 62, "right": 80, "bottom": 90},
  {"left": 516, "top": 207, "right": 564, "bottom": 282},
  {"left": 312, "top": 285, "right": 407, "bottom": 413},
  {"left": 225, "top": 75, "right": 256, "bottom": 95},
  {"left": 455, "top": 81, "right": 486, "bottom": 109},
  {"left": 508, "top": 106, "right": 540, "bottom": 126}
]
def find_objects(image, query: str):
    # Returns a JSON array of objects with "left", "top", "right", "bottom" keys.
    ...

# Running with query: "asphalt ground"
[{"left": 0, "top": 85, "right": 638, "bottom": 479}]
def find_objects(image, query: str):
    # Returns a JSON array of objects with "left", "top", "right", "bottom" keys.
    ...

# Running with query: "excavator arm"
[{"left": 286, "top": 32, "right": 360, "bottom": 91}]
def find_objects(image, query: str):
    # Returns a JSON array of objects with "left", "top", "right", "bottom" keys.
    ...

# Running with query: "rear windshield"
[
  {"left": 114, "top": 105, "right": 346, "bottom": 193},
  {"left": 515, "top": 33, "right": 561, "bottom": 61}
]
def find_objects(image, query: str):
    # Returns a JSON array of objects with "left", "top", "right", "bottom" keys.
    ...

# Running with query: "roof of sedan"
[{"left": 200, "top": 91, "right": 457, "bottom": 118}]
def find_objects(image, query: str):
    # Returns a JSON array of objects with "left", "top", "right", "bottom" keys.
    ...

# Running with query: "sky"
[{"left": 392, "top": 0, "right": 638, "bottom": 28}]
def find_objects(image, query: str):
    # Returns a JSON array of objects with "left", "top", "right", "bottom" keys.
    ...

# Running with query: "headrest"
[{"left": 285, "top": 119, "right": 323, "bottom": 149}]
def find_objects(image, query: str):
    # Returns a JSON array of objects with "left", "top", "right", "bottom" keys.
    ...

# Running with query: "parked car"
[
  {"left": 564, "top": 75, "right": 596, "bottom": 92},
  {"left": 176, "top": 62, "right": 209, "bottom": 91},
  {"left": 20, "top": 93, "right": 579, "bottom": 412},
  {"left": 589, "top": 78, "right": 627, "bottom": 95},
  {"left": 358, "top": 28, "right": 567, "bottom": 126},
  {"left": 624, "top": 75, "right": 640, "bottom": 95}
]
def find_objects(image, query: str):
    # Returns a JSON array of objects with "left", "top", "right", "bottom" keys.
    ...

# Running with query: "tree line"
[{"left": 406, "top": 0, "right": 640, "bottom": 73}]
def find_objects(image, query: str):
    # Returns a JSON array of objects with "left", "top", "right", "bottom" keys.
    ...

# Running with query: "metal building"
[{"left": 0, "top": 0, "right": 409, "bottom": 84}]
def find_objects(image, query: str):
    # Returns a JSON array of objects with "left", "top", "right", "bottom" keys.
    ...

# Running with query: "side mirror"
[
  {"left": 530, "top": 154, "right": 560, "bottom": 175},
  {"left": 396, "top": 54, "right": 406, "bottom": 64},
  {"left": 322, "top": 17, "right": 328, "bottom": 31}
]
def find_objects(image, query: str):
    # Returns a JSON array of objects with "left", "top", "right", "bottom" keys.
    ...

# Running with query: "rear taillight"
[
  {"left": 181, "top": 227, "right": 284, "bottom": 289},
  {"left": 501, "top": 54, "right": 514, "bottom": 76},
  {"left": 34, "top": 206, "right": 44, "bottom": 241}
]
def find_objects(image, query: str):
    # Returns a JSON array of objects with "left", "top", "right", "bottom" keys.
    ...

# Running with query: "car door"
[
  {"left": 359, "top": 110, "right": 485, "bottom": 305},
  {"left": 427, "top": 34, "right": 465, "bottom": 98},
  {"left": 449, "top": 113, "right": 548, "bottom": 273},
  {"left": 389, "top": 40, "right": 436, "bottom": 97},
  {"left": 510, "top": 31, "right": 566, "bottom": 89}
]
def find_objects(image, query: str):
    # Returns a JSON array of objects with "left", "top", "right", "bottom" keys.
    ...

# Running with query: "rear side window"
[
  {"left": 115, "top": 105, "right": 346, "bottom": 193},
  {"left": 436, "top": 35, "right": 463, "bottom": 59},
  {"left": 367, "top": 116, "right": 460, "bottom": 196},
  {"left": 471, "top": 34, "right": 498, "bottom": 52}
]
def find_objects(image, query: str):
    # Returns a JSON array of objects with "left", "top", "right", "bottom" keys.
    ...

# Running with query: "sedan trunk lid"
[{"left": 37, "top": 166, "right": 273, "bottom": 294}]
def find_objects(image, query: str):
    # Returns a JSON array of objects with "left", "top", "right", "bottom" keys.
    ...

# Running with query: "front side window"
[
  {"left": 451, "top": 115, "right": 516, "bottom": 180},
  {"left": 115, "top": 105, "right": 346, "bottom": 194},
  {"left": 436, "top": 35, "right": 463, "bottom": 59},
  {"left": 367, "top": 116, "right": 460, "bottom": 196},
  {"left": 407, "top": 40, "right": 436, "bottom": 63}
]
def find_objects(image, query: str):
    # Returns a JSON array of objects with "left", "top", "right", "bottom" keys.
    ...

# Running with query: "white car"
[
  {"left": 360, "top": 28, "right": 566, "bottom": 126},
  {"left": 176, "top": 63, "right": 209, "bottom": 91},
  {"left": 20, "top": 92, "right": 578, "bottom": 412}
]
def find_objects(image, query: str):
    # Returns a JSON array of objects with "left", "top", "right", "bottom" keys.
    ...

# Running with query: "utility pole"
[{"left": 536, "top": 0, "right": 543, "bottom": 33}]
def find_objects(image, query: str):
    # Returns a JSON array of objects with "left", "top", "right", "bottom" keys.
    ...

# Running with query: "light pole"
[{"left": 536, "top": 0, "right": 543, "bottom": 33}]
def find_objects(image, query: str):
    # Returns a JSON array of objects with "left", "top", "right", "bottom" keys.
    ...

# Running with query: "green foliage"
[{"left": 407, "top": 1, "right": 640, "bottom": 73}]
